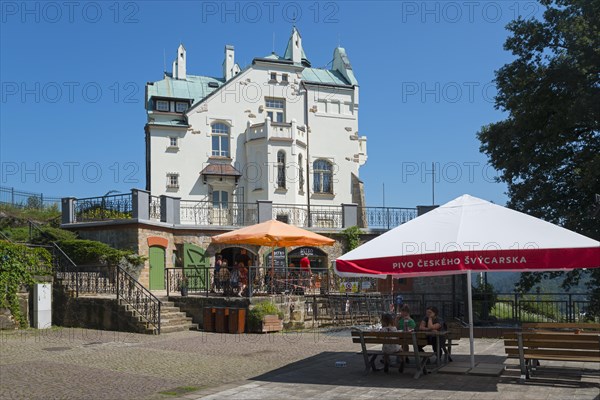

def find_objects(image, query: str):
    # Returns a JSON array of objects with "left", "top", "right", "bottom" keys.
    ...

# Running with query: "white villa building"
[{"left": 145, "top": 28, "right": 367, "bottom": 227}]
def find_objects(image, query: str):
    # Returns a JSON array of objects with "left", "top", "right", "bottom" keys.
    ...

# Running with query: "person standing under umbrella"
[{"left": 300, "top": 255, "right": 312, "bottom": 288}]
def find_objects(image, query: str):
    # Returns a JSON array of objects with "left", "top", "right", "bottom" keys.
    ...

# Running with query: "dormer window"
[
  {"left": 175, "top": 102, "right": 188, "bottom": 113},
  {"left": 156, "top": 100, "right": 169, "bottom": 112}
]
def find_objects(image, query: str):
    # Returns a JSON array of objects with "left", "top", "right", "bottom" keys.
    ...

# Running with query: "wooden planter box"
[{"left": 250, "top": 314, "right": 283, "bottom": 333}]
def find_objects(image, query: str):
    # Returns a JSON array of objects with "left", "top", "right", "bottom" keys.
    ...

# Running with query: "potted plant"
[
  {"left": 180, "top": 276, "right": 188, "bottom": 297},
  {"left": 248, "top": 301, "right": 284, "bottom": 333}
]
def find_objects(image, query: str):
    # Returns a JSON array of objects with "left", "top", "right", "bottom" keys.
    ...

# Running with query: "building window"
[
  {"left": 175, "top": 102, "right": 188, "bottom": 113},
  {"left": 313, "top": 159, "right": 333, "bottom": 194},
  {"left": 282, "top": 74, "right": 288, "bottom": 83},
  {"left": 169, "top": 137, "right": 178, "bottom": 148},
  {"left": 298, "top": 154, "right": 304, "bottom": 193},
  {"left": 166, "top": 173, "right": 179, "bottom": 189},
  {"left": 156, "top": 100, "right": 169, "bottom": 112},
  {"left": 211, "top": 122, "right": 230, "bottom": 157},
  {"left": 276, "top": 214, "right": 289, "bottom": 224},
  {"left": 212, "top": 191, "right": 228, "bottom": 209},
  {"left": 277, "top": 150, "right": 286, "bottom": 189},
  {"left": 270, "top": 72, "right": 277, "bottom": 82},
  {"left": 265, "top": 98, "right": 285, "bottom": 123}
]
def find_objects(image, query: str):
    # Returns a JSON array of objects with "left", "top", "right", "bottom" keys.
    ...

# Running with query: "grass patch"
[{"left": 159, "top": 386, "right": 201, "bottom": 396}]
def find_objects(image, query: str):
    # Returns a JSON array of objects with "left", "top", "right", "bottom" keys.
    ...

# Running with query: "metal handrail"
[
  {"left": 28, "top": 219, "right": 161, "bottom": 333},
  {"left": 116, "top": 266, "right": 161, "bottom": 334}
]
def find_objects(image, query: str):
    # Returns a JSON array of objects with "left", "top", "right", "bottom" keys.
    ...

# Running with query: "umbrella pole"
[
  {"left": 270, "top": 246, "right": 274, "bottom": 294},
  {"left": 467, "top": 271, "right": 475, "bottom": 369}
]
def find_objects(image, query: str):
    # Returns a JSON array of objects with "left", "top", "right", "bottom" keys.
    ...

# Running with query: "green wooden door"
[
  {"left": 149, "top": 246, "right": 165, "bottom": 290},
  {"left": 183, "top": 244, "right": 210, "bottom": 290}
]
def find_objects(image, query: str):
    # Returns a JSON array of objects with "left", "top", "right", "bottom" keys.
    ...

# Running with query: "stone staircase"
[{"left": 148, "top": 297, "right": 198, "bottom": 334}]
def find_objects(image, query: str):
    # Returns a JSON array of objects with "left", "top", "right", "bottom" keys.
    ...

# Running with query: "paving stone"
[{"left": 1, "top": 328, "right": 599, "bottom": 400}]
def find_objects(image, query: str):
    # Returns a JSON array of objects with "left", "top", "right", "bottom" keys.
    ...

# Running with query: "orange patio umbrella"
[{"left": 211, "top": 219, "right": 335, "bottom": 293}]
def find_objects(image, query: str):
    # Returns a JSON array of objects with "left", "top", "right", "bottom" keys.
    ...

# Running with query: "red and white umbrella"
[{"left": 335, "top": 194, "right": 600, "bottom": 367}]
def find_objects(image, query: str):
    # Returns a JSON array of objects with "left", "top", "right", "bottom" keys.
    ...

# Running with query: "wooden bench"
[
  {"left": 522, "top": 322, "right": 600, "bottom": 332},
  {"left": 504, "top": 331, "right": 600, "bottom": 381},
  {"left": 351, "top": 330, "right": 435, "bottom": 379},
  {"left": 441, "top": 328, "right": 461, "bottom": 363}
]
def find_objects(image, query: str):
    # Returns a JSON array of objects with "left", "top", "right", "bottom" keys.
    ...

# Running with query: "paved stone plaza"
[{"left": 1, "top": 328, "right": 598, "bottom": 399}]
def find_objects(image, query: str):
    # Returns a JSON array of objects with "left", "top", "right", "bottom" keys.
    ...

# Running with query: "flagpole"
[{"left": 467, "top": 271, "right": 475, "bottom": 368}]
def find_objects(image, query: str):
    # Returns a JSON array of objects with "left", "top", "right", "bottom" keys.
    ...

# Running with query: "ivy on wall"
[
  {"left": 0, "top": 241, "right": 52, "bottom": 328},
  {"left": 342, "top": 226, "right": 362, "bottom": 252}
]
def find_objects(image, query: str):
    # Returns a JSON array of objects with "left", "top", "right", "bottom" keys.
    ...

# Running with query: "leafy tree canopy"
[{"left": 477, "top": 0, "right": 600, "bottom": 301}]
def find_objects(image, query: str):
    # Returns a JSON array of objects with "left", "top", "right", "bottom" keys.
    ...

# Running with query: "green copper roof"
[
  {"left": 301, "top": 68, "right": 351, "bottom": 86},
  {"left": 263, "top": 53, "right": 283, "bottom": 60},
  {"left": 283, "top": 27, "right": 310, "bottom": 65},
  {"left": 146, "top": 113, "right": 189, "bottom": 128},
  {"left": 146, "top": 74, "right": 224, "bottom": 104}
]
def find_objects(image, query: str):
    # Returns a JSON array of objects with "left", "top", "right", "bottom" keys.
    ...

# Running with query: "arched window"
[
  {"left": 211, "top": 123, "right": 230, "bottom": 157},
  {"left": 298, "top": 154, "right": 304, "bottom": 193},
  {"left": 277, "top": 150, "right": 286, "bottom": 189},
  {"left": 313, "top": 159, "right": 333, "bottom": 194}
]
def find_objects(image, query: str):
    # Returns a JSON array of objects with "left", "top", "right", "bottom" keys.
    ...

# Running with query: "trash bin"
[
  {"left": 229, "top": 308, "right": 246, "bottom": 334},
  {"left": 203, "top": 307, "right": 215, "bottom": 332},
  {"left": 215, "top": 307, "right": 229, "bottom": 333}
]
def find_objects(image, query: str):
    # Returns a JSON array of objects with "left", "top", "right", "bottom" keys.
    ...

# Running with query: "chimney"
[
  {"left": 173, "top": 44, "right": 186, "bottom": 80},
  {"left": 223, "top": 45, "right": 235, "bottom": 81}
]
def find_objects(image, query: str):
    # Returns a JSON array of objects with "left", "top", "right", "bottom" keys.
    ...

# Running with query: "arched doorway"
[
  {"left": 288, "top": 247, "right": 329, "bottom": 294},
  {"left": 219, "top": 247, "right": 257, "bottom": 268},
  {"left": 149, "top": 246, "right": 166, "bottom": 290},
  {"left": 288, "top": 246, "right": 328, "bottom": 270}
]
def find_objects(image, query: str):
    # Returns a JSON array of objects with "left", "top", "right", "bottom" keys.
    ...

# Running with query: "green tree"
[{"left": 477, "top": 0, "right": 600, "bottom": 313}]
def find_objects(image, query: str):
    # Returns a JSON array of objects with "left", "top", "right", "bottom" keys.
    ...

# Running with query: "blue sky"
[{"left": 0, "top": 1, "right": 544, "bottom": 207}]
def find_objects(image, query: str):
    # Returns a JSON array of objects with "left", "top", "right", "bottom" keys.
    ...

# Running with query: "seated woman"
[
  {"left": 379, "top": 313, "right": 400, "bottom": 373},
  {"left": 419, "top": 306, "right": 445, "bottom": 359}
]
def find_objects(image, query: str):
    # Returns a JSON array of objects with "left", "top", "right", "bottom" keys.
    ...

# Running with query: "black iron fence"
[
  {"left": 0, "top": 185, "right": 61, "bottom": 209},
  {"left": 74, "top": 193, "right": 133, "bottom": 222},
  {"left": 302, "top": 291, "right": 596, "bottom": 328},
  {"left": 358, "top": 206, "right": 419, "bottom": 230},
  {"left": 165, "top": 266, "right": 332, "bottom": 297},
  {"left": 473, "top": 292, "right": 593, "bottom": 324}
]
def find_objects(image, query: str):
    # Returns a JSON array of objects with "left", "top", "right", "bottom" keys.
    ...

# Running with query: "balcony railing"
[
  {"left": 359, "top": 206, "right": 418, "bottom": 230},
  {"left": 74, "top": 193, "right": 132, "bottom": 223},
  {"left": 272, "top": 204, "right": 343, "bottom": 228},
  {"left": 179, "top": 200, "right": 258, "bottom": 226},
  {"left": 63, "top": 189, "right": 419, "bottom": 230}
]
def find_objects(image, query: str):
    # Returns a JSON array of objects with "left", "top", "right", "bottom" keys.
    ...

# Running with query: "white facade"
[{"left": 145, "top": 28, "right": 367, "bottom": 218}]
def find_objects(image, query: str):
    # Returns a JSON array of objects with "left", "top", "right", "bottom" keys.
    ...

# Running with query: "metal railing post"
[{"left": 166, "top": 269, "right": 170, "bottom": 297}]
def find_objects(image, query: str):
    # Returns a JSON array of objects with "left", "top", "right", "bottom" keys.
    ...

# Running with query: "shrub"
[
  {"left": 248, "top": 301, "right": 283, "bottom": 327},
  {"left": 56, "top": 239, "right": 145, "bottom": 277}
]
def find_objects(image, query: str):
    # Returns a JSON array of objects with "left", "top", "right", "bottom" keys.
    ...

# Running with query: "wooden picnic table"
[{"left": 351, "top": 330, "right": 453, "bottom": 378}]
